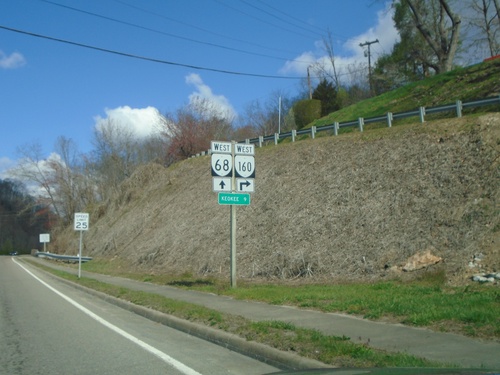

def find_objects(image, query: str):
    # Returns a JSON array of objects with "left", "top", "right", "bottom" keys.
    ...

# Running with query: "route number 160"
[{"left": 234, "top": 155, "right": 255, "bottom": 178}]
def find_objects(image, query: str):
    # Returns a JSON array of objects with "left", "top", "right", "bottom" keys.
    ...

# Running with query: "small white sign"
[
  {"left": 211, "top": 141, "right": 232, "bottom": 154},
  {"left": 213, "top": 177, "right": 232, "bottom": 192},
  {"left": 39, "top": 233, "right": 50, "bottom": 243},
  {"left": 234, "top": 155, "right": 255, "bottom": 178},
  {"left": 74, "top": 212, "right": 89, "bottom": 231},
  {"left": 236, "top": 178, "right": 255, "bottom": 193}
]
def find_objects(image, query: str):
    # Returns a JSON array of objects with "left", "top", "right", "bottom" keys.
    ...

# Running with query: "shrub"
[{"left": 293, "top": 99, "right": 321, "bottom": 129}]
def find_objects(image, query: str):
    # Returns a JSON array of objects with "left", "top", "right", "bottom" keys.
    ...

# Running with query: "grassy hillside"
[
  {"left": 52, "top": 61, "right": 500, "bottom": 285},
  {"left": 311, "top": 58, "right": 500, "bottom": 127}
]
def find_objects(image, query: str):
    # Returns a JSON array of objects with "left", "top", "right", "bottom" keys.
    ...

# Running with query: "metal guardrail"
[
  {"left": 191, "top": 96, "right": 500, "bottom": 157},
  {"left": 35, "top": 251, "right": 92, "bottom": 263}
]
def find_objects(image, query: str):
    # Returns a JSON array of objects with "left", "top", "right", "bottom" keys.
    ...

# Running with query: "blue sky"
[{"left": 0, "top": 0, "right": 398, "bottom": 175}]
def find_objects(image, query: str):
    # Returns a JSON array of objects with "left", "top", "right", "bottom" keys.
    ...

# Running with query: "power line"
[
  {"left": 238, "top": 0, "right": 350, "bottom": 43},
  {"left": 0, "top": 25, "right": 304, "bottom": 79},
  {"left": 212, "top": 0, "right": 318, "bottom": 40},
  {"left": 253, "top": 0, "right": 327, "bottom": 36},
  {"left": 111, "top": 0, "right": 302, "bottom": 57},
  {"left": 238, "top": 0, "right": 323, "bottom": 39},
  {"left": 37, "top": 0, "right": 309, "bottom": 64}
]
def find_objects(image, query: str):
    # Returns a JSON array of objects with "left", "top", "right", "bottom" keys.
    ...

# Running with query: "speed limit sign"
[
  {"left": 211, "top": 154, "right": 232, "bottom": 177},
  {"left": 74, "top": 212, "right": 89, "bottom": 231}
]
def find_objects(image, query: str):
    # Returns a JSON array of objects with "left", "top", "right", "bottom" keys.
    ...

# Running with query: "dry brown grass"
[{"left": 53, "top": 114, "right": 500, "bottom": 285}]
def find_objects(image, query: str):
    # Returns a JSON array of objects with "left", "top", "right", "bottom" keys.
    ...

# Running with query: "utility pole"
[
  {"left": 278, "top": 96, "right": 282, "bottom": 134},
  {"left": 307, "top": 65, "right": 312, "bottom": 100},
  {"left": 359, "top": 39, "right": 379, "bottom": 95}
]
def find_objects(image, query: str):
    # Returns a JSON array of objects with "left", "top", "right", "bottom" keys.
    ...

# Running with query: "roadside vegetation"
[
  {"left": 6, "top": 0, "right": 500, "bottom": 366},
  {"left": 30, "top": 260, "right": 449, "bottom": 368},
  {"left": 53, "top": 259, "right": 500, "bottom": 341},
  {"left": 20, "top": 60, "right": 499, "bottom": 367},
  {"left": 309, "top": 59, "right": 500, "bottom": 129}
]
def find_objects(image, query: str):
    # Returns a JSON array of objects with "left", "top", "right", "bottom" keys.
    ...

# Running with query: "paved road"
[
  {"left": 0, "top": 256, "right": 280, "bottom": 375},
  {"left": 23, "top": 255, "right": 500, "bottom": 369}
]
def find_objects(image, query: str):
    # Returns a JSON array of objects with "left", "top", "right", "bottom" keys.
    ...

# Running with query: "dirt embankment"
[{"left": 54, "top": 114, "right": 500, "bottom": 284}]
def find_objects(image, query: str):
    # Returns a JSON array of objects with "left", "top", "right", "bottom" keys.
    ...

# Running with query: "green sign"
[{"left": 218, "top": 192, "right": 251, "bottom": 206}]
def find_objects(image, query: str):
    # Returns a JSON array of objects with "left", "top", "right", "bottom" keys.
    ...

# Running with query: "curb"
[{"left": 32, "top": 261, "right": 329, "bottom": 371}]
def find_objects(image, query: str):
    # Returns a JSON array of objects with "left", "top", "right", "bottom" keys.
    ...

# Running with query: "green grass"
[
  {"left": 218, "top": 280, "right": 499, "bottom": 339},
  {"left": 245, "top": 321, "right": 436, "bottom": 368},
  {"left": 30, "top": 260, "right": 448, "bottom": 368},
  {"left": 78, "top": 260, "right": 500, "bottom": 340},
  {"left": 309, "top": 59, "right": 500, "bottom": 129}
]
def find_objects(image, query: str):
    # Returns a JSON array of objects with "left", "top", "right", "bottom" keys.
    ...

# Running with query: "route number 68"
[{"left": 211, "top": 154, "right": 232, "bottom": 177}]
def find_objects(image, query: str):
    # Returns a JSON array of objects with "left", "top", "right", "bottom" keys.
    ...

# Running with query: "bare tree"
[
  {"left": 239, "top": 100, "right": 270, "bottom": 136},
  {"left": 319, "top": 30, "right": 341, "bottom": 89},
  {"left": 403, "top": 0, "right": 462, "bottom": 73},
  {"left": 344, "top": 62, "right": 371, "bottom": 104},
  {"left": 238, "top": 91, "right": 295, "bottom": 137},
  {"left": 0, "top": 179, "right": 51, "bottom": 252},
  {"left": 50, "top": 136, "right": 101, "bottom": 219},
  {"left": 9, "top": 142, "right": 63, "bottom": 218},
  {"left": 9, "top": 138, "right": 94, "bottom": 224},
  {"left": 49, "top": 137, "right": 82, "bottom": 220},
  {"left": 163, "top": 98, "right": 233, "bottom": 163},
  {"left": 494, "top": 0, "right": 500, "bottom": 22},
  {"left": 90, "top": 119, "right": 141, "bottom": 200},
  {"left": 465, "top": 0, "right": 500, "bottom": 57}
]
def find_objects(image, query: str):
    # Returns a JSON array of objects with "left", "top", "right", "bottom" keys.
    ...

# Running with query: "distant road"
[{"left": 0, "top": 256, "right": 278, "bottom": 375}]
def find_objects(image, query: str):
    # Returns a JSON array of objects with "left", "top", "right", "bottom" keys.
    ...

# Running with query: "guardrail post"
[
  {"left": 258, "top": 136, "right": 263, "bottom": 148},
  {"left": 292, "top": 129, "right": 297, "bottom": 142},
  {"left": 245, "top": 139, "right": 250, "bottom": 144},
  {"left": 274, "top": 133, "right": 279, "bottom": 145},
  {"left": 387, "top": 112, "right": 393, "bottom": 128},
  {"left": 311, "top": 126, "right": 316, "bottom": 139},
  {"left": 456, "top": 100, "right": 462, "bottom": 118},
  {"left": 419, "top": 107, "right": 426, "bottom": 123},
  {"left": 358, "top": 117, "right": 364, "bottom": 132}
]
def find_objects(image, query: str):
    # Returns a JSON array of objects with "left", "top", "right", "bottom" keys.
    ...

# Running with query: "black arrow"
[
  {"left": 219, "top": 180, "right": 226, "bottom": 190},
  {"left": 239, "top": 180, "right": 251, "bottom": 190}
]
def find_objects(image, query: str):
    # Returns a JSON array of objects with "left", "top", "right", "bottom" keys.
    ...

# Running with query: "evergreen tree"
[{"left": 312, "top": 79, "right": 340, "bottom": 117}]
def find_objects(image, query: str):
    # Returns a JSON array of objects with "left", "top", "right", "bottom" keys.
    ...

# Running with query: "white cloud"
[
  {"left": 3, "top": 152, "right": 63, "bottom": 198},
  {"left": 279, "top": 51, "right": 317, "bottom": 76},
  {"left": 343, "top": 4, "right": 399, "bottom": 60},
  {"left": 279, "top": 2, "right": 399, "bottom": 77},
  {"left": 0, "top": 50, "right": 26, "bottom": 69},
  {"left": 0, "top": 156, "right": 16, "bottom": 178},
  {"left": 94, "top": 106, "right": 165, "bottom": 138},
  {"left": 185, "top": 73, "right": 237, "bottom": 120}
]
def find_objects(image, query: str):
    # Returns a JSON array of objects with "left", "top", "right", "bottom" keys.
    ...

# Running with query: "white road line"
[{"left": 13, "top": 258, "right": 203, "bottom": 375}]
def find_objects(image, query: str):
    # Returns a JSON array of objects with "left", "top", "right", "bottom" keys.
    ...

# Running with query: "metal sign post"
[
  {"left": 211, "top": 141, "right": 255, "bottom": 288},
  {"left": 230, "top": 141, "right": 237, "bottom": 288},
  {"left": 74, "top": 212, "right": 89, "bottom": 279},
  {"left": 78, "top": 231, "right": 83, "bottom": 278}
]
